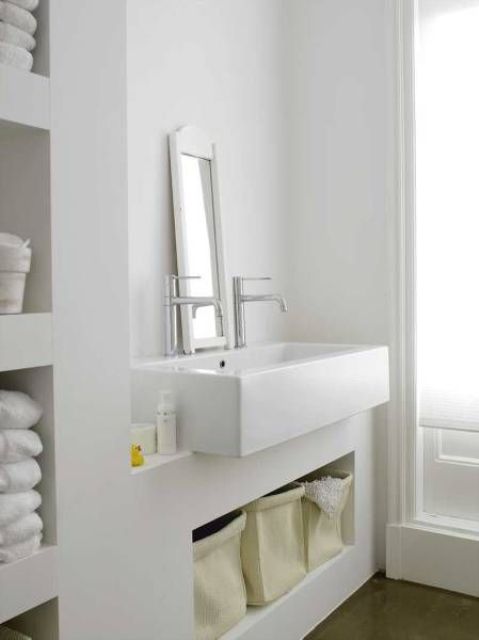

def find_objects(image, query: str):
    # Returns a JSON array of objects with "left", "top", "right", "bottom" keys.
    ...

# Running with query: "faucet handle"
[{"left": 171, "top": 275, "right": 201, "bottom": 280}]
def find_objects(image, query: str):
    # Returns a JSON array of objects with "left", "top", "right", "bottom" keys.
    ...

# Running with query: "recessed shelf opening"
[
  {"left": 0, "top": 127, "right": 51, "bottom": 314},
  {"left": 191, "top": 452, "right": 355, "bottom": 639},
  {"left": 0, "top": 366, "right": 57, "bottom": 546},
  {"left": 3, "top": 597, "right": 58, "bottom": 640}
]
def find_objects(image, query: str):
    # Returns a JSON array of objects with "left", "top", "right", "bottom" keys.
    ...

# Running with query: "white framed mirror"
[{"left": 169, "top": 126, "right": 230, "bottom": 354}]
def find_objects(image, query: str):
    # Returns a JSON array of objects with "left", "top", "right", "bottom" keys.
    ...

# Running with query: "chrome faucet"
[
  {"left": 164, "top": 274, "right": 224, "bottom": 356},
  {"left": 233, "top": 276, "right": 288, "bottom": 349}
]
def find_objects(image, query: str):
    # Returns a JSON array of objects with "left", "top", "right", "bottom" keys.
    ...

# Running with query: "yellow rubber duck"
[{"left": 131, "top": 444, "right": 144, "bottom": 467}]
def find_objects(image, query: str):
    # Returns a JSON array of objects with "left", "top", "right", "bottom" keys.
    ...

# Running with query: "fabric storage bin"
[
  {"left": 299, "top": 470, "right": 353, "bottom": 572},
  {"left": 193, "top": 510, "right": 247, "bottom": 640},
  {"left": 241, "top": 484, "right": 306, "bottom": 605},
  {"left": 0, "top": 627, "right": 32, "bottom": 640},
  {"left": 0, "top": 235, "right": 32, "bottom": 314}
]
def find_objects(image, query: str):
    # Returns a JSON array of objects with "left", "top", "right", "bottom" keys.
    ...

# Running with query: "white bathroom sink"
[{"left": 131, "top": 342, "right": 389, "bottom": 456}]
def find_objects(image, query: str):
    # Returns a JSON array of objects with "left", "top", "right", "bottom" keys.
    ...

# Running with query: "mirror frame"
[{"left": 169, "top": 126, "right": 230, "bottom": 354}]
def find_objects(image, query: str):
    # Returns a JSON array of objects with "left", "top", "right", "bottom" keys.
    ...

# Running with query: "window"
[{"left": 415, "top": 0, "right": 479, "bottom": 524}]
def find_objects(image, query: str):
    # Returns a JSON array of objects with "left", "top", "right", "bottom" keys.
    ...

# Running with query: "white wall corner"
[{"left": 386, "top": 523, "right": 403, "bottom": 580}]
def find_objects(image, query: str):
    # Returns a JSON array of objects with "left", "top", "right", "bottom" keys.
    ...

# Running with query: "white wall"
[
  {"left": 127, "top": 0, "right": 394, "bottom": 597},
  {"left": 128, "top": 0, "right": 291, "bottom": 357},
  {"left": 128, "top": 0, "right": 394, "bottom": 569},
  {"left": 284, "top": 0, "right": 395, "bottom": 567}
]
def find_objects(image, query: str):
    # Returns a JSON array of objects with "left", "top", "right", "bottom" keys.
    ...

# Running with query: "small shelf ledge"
[
  {"left": 222, "top": 546, "right": 354, "bottom": 640},
  {"left": 131, "top": 450, "right": 193, "bottom": 475},
  {"left": 0, "top": 544, "right": 58, "bottom": 624},
  {"left": 0, "top": 313, "right": 53, "bottom": 372},
  {"left": 0, "top": 64, "right": 50, "bottom": 131}
]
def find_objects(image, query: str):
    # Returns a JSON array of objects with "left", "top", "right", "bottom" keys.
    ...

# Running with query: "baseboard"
[{"left": 386, "top": 523, "right": 479, "bottom": 596}]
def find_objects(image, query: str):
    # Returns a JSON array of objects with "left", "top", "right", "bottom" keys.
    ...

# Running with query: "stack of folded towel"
[
  {"left": 0, "top": 390, "right": 43, "bottom": 563},
  {"left": 0, "top": 0, "right": 39, "bottom": 72}
]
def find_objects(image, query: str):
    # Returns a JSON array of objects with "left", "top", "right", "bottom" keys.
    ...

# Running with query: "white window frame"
[{"left": 390, "top": 0, "right": 479, "bottom": 535}]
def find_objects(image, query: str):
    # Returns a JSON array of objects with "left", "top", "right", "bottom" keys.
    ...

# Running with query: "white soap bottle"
[{"left": 156, "top": 390, "right": 177, "bottom": 454}]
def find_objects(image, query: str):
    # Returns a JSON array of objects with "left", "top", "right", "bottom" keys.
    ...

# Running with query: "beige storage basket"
[
  {"left": 299, "top": 471, "right": 353, "bottom": 572},
  {"left": 193, "top": 511, "right": 247, "bottom": 640},
  {"left": 0, "top": 237, "right": 32, "bottom": 314},
  {"left": 241, "top": 484, "right": 306, "bottom": 605}
]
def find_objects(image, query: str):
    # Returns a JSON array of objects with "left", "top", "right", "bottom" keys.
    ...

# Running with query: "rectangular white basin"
[{"left": 131, "top": 342, "right": 389, "bottom": 457}]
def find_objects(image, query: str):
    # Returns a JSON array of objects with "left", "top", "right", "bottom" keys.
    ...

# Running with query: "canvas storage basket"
[
  {"left": 193, "top": 510, "right": 247, "bottom": 640},
  {"left": 241, "top": 484, "right": 306, "bottom": 605},
  {"left": 299, "top": 470, "right": 353, "bottom": 572},
  {"left": 0, "top": 235, "right": 32, "bottom": 314}
]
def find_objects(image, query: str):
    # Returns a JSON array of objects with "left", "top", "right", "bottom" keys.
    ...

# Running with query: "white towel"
[
  {"left": 0, "top": 533, "right": 41, "bottom": 563},
  {"left": 302, "top": 476, "right": 348, "bottom": 517},
  {"left": 0, "top": 2, "right": 36, "bottom": 34},
  {"left": 0, "top": 21, "right": 36, "bottom": 50},
  {"left": 0, "top": 490, "right": 41, "bottom": 527},
  {"left": 0, "top": 459, "right": 41, "bottom": 493},
  {"left": 0, "top": 391, "right": 43, "bottom": 430},
  {"left": 0, "top": 430, "right": 42, "bottom": 463},
  {"left": 0, "top": 511, "right": 42, "bottom": 545},
  {"left": 7, "top": 0, "right": 39, "bottom": 11},
  {"left": 0, "top": 41, "right": 32, "bottom": 70}
]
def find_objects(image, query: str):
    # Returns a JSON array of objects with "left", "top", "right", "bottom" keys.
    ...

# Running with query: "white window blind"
[{"left": 416, "top": 0, "right": 479, "bottom": 433}]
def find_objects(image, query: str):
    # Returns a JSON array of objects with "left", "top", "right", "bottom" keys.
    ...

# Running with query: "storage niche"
[
  {"left": 0, "top": 366, "right": 56, "bottom": 546},
  {"left": 192, "top": 452, "right": 355, "bottom": 640},
  {"left": 0, "top": 126, "right": 51, "bottom": 314},
  {"left": 3, "top": 597, "right": 58, "bottom": 640}
]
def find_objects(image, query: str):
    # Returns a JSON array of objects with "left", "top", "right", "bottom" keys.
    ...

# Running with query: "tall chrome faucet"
[
  {"left": 233, "top": 276, "right": 288, "bottom": 349},
  {"left": 164, "top": 274, "right": 223, "bottom": 356}
]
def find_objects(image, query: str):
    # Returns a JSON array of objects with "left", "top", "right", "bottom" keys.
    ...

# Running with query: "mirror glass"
[{"left": 180, "top": 154, "right": 222, "bottom": 340}]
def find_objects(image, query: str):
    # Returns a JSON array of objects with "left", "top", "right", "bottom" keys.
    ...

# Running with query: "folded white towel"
[
  {"left": 0, "top": 41, "right": 32, "bottom": 70},
  {"left": 0, "top": 511, "right": 42, "bottom": 545},
  {"left": 0, "top": 490, "right": 41, "bottom": 527},
  {"left": 0, "top": 459, "right": 41, "bottom": 493},
  {"left": 0, "top": 391, "right": 43, "bottom": 430},
  {"left": 302, "top": 476, "right": 348, "bottom": 517},
  {"left": 0, "top": 533, "right": 41, "bottom": 563},
  {"left": 0, "top": 430, "right": 42, "bottom": 463},
  {"left": 7, "top": 0, "right": 39, "bottom": 11},
  {"left": 0, "top": 2, "right": 36, "bottom": 35},
  {"left": 0, "top": 21, "right": 36, "bottom": 50}
]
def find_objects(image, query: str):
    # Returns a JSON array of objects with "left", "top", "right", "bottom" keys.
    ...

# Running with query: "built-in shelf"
[
  {"left": 130, "top": 450, "right": 193, "bottom": 475},
  {"left": 0, "top": 544, "right": 58, "bottom": 624},
  {"left": 0, "top": 64, "right": 50, "bottom": 131},
  {"left": 0, "top": 313, "right": 53, "bottom": 372},
  {"left": 221, "top": 546, "right": 354, "bottom": 640}
]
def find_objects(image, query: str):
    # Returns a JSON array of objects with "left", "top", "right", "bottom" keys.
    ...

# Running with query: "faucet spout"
[
  {"left": 240, "top": 293, "right": 288, "bottom": 312},
  {"left": 233, "top": 276, "right": 288, "bottom": 349},
  {"left": 164, "top": 274, "right": 224, "bottom": 356},
  {"left": 191, "top": 298, "right": 224, "bottom": 319}
]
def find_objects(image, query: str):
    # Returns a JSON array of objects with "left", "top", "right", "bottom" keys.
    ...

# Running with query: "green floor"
[{"left": 306, "top": 573, "right": 479, "bottom": 640}]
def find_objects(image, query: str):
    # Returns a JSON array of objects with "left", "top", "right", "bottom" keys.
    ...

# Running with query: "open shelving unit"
[
  {"left": 0, "top": 313, "right": 53, "bottom": 372},
  {"left": 0, "top": 545, "right": 57, "bottom": 624},
  {"left": 0, "top": 64, "right": 50, "bottom": 131},
  {"left": 0, "top": 2, "right": 59, "bottom": 635}
]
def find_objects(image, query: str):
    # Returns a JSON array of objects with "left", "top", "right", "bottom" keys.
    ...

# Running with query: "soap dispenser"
[{"left": 156, "top": 390, "right": 177, "bottom": 454}]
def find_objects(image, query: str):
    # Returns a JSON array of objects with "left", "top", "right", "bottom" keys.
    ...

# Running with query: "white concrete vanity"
[
  {"left": 132, "top": 342, "right": 389, "bottom": 456},
  {"left": 131, "top": 342, "right": 389, "bottom": 638}
]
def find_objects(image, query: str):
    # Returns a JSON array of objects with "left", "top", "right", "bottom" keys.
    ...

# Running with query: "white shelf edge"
[
  {"left": 0, "top": 64, "right": 50, "bottom": 131},
  {"left": 221, "top": 546, "right": 355, "bottom": 639},
  {"left": 130, "top": 450, "right": 193, "bottom": 475},
  {"left": 0, "top": 313, "right": 53, "bottom": 372},
  {"left": 0, "top": 544, "right": 58, "bottom": 624}
]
